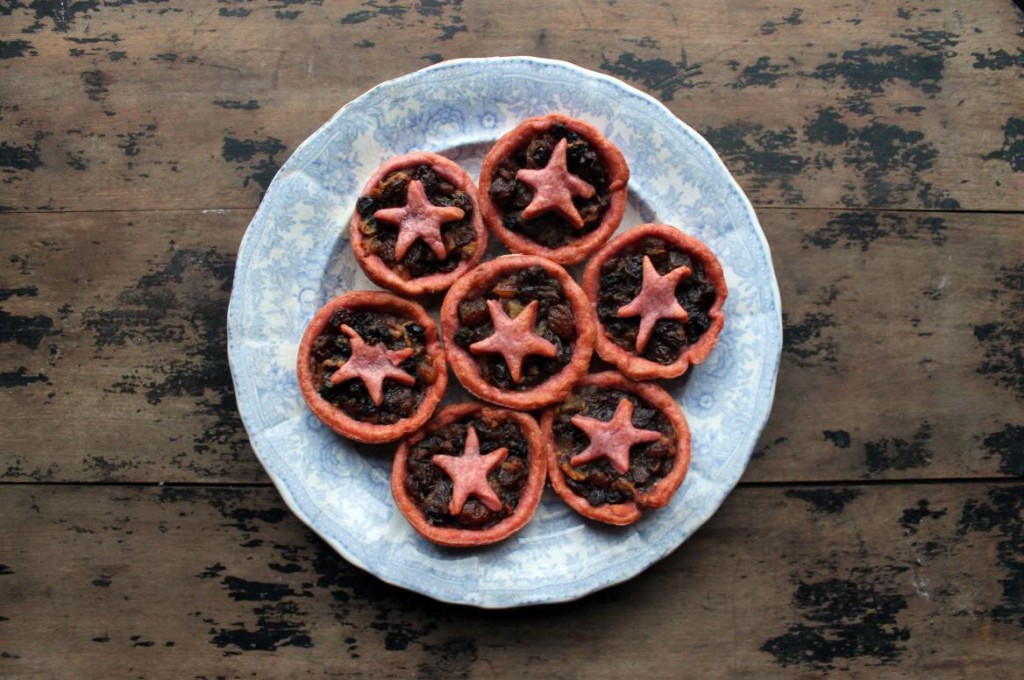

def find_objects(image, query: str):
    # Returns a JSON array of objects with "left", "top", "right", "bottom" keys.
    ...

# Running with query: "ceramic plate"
[{"left": 227, "top": 56, "right": 782, "bottom": 608}]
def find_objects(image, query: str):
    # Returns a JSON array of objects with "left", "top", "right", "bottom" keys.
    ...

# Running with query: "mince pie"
[
  {"left": 478, "top": 114, "right": 629, "bottom": 265},
  {"left": 392, "top": 402, "right": 546, "bottom": 547},
  {"left": 582, "top": 223, "right": 727, "bottom": 381},
  {"left": 297, "top": 291, "right": 447, "bottom": 443},
  {"left": 440, "top": 255, "right": 595, "bottom": 410},
  {"left": 350, "top": 151, "right": 487, "bottom": 296},
  {"left": 541, "top": 371, "right": 691, "bottom": 526}
]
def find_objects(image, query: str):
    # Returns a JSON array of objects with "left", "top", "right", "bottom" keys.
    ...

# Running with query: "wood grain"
[
  {"left": 1, "top": 483, "right": 1022, "bottom": 678},
  {"left": 750, "top": 208, "right": 1024, "bottom": 482},
  {"left": 2, "top": 209, "right": 1020, "bottom": 484},
  {"left": 2, "top": 1, "right": 1022, "bottom": 213},
  {"left": 0, "top": 209, "right": 257, "bottom": 483}
]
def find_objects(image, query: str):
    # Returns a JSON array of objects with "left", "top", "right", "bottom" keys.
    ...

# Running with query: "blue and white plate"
[{"left": 227, "top": 57, "right": 782, "bottom": 608}]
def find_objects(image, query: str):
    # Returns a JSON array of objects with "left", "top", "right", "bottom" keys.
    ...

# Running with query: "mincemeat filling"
[
  {"left": 405, "top": 415, "right": 530, "bottom": 529},
  {"left": 597, "top": 236, "right": 718, "bottom": 364},
  {"left": 355, "top": 164, "right": 478, "bottom": 279},
  {"left": 452, "top": 265, "right": 576, "bottom": 390},
  {"left": 310, "top": 309, "right": 437, "bottom": 424},
  {"left": 552, "top": 385, "right": 676, "bottom": 507},
  {"left": 487, "top": 123, "right": 611, "bottom": 248}
]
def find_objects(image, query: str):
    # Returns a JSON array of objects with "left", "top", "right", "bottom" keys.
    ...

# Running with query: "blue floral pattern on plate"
[{"left": 227, "top": 57, "right": 782, "bottom": 608}]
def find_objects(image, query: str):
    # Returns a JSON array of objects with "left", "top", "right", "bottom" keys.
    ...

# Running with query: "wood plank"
[
  {"left": 2, "top": 209, "right": 1021, "bottom": 484},
  {"left": 1, "top": 1, "right": 1022, "bottom": 213},
  {"left": 748, "top": 208, "right": 1024, "bottom": 482},
  {"left": 1, "top": 483, "right": 1022, "bottom": 678},
  {"left": 0, "top": 209, "right": 261, "bottom": 483}
]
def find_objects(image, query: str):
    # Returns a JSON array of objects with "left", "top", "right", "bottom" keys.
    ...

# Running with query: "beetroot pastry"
[
  {"left": 582, "top": 223, "right": 727, "bottom": 381},
  {"left": 350, "top": 152, "right": 487, "bottom": 296},
  {"left": 392, "top": 402, "right": 547, "bottom": 547},
  {"left": 478, "top": 114, "right": 629, "bottom": 265},
  {"left": 541, "top": 371, "right": 691, "bottom": 526},
  {"left": 441, "top": 254, "right": 595, "bottom": 410},
  {"left": 297, "top": 291, "right": 447, "bottom": 443}
]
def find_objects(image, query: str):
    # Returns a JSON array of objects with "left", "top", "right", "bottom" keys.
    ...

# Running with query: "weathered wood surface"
[
  {"left": 0, "top": 210, "right": 256, "bottom": 483},
  {"left": 1, "top": 0, "right": 1022, "bottom": 675},
  {"left": 1, "top": 1, "right": 1022, "bottom": 213},
  {"left": 2, "top": 209, "right": 1020, "bottom": 484},
  {"left": 1, "top": 483, "right": 1022, "bottom": 678}
]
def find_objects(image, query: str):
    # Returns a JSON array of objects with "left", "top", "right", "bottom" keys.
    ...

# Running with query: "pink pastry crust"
[
  {"left": 582, "top": 223, "right": 728, "bottom": 381},
  {"left": 297, "top": 291, "right": 448, "bottom": 443},
  {"left": 392, "top": 402, "right": 547, "bottom": 547},
  {"left": 478, "top": 114, "right": 629, "bottom": 265},
  {"left": 541, "top": 371, "right": 692, "bottom": 526},
  {"left": 350, "top": 152, "right": 487, "bottom": 296},
  {"left": 441, "top": 255, "right": 596, "bottom": 410}
]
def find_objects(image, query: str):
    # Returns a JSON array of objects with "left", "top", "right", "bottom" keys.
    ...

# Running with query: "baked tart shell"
[
  {"left": 392, "top": 402, "right": 547, "bottom": 547},
  {"left": 296, "top": 291, "right": 448, "bottom": 443},
  {"left": 350, "top": 151, "right": 487, "bottom": 296},
  {"left": 541, "top": 371, "right": 692, "bottom": 526},
  {"left": 582, "top": 223, "right": 727, "bottom": 381},
  {"left": 440, "top": 254, "right": 596, "bottom": 410},
  {"left": 478, "top": 114, "right": 629, "bottom": 266}
]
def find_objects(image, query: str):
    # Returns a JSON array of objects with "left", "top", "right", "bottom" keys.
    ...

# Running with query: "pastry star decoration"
[
  {"left": 617, "top": 255, "right": 692, "bottom": 353},
  {"left": 469, "top": 299, "right": 557, "bottom": 383},
  {"left": 432, "top": 426, "right": 509, "bottom": 515},
  {"left": 329, "top": 325, "right": 415, "bottom": 406},
  {"left": 372, "top": 179, "right": 465, "bottom": 261},
  {"left": 570, "top": 398, "right": 662, "bottom": 475},
  {"left": 516, "top": 137, "right": 596, "bottom": 229}
]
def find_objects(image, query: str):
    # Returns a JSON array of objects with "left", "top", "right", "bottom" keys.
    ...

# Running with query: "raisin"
[
  {"left": 492, "top": 275, "right": 518, "bottom": 298},
  {"left": 377, "top": 171, "right": 409, "bottom": 205},
  {"left": 458, "top": 298, "right": 489, "bottom": 326},
  {"left": 518, "top": 270, "right": 561, "bottom": 306},
  {"left": 511, "top": 181, "right": 533, "bottom": 210},
  {"left": 516, "top": 213, "right": 564, "bottom": 248},
  {"left": 489, "top": 173, "right": 516, "bottom": 203},
  {"left": 454, "top": 326, "right": 488, "bottom": 349},
  {"left": 406, "top": 323, "right": 425, "bottom": 345},
  {"left": 328, "top": 309, "right": 352, "bottom": 329},
  {"left": 310, "top": 335, "right": 334, "bottom": 363},
  {"left": 415, "top": 165, "right": 439, "bottom": 193},
  {"left": 371, "top": 230, "right": 397, "bottom": 261},
  {"left": 686, "top": 311, "right": 712, "bottom": 344},
  {"left": 356, "top": 195, "right": 376, "bottom": 217},
  {"left": 497, "top": 457, "right": 526, "bottom": 489},
  {"left": 480, "top": 355, "right": 513, "bottom": 387},
  {"left": 382, "top": 384, "right": 414, "bottom": 416},
  {"left": 545, "top": 304, "right": 575, "bottom": 339},
  {"left": 624, "top": 254, "right": 643, "bottom": 279},
  {"left": 646, "top": 441, "right": 672, "bottom": 458},
  {"left": 632, "top": 404, "right": 658, "bottom": 431},
  {"left": 457, "top": 500, "right": 495, "bottom": 527},
  {"left": 525, "top": 134, "right": 555, "bottom": 168}
]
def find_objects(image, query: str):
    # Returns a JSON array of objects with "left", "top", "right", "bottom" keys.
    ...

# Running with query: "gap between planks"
[
  {"left": 0, "top": 205, "right": 1021, "bottom": 217},
  {"left": 0, "top": 477, "right": 1020, "bottom": 489}
]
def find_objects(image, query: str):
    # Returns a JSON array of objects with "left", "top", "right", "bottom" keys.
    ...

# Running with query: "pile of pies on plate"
[{"left": 297, "top": 114, "right": 727, "bottom": 547}]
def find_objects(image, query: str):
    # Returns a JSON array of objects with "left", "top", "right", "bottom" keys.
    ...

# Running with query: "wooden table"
[{"left": 2, "top": 1, "right": 1022, "bottom": 677}]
